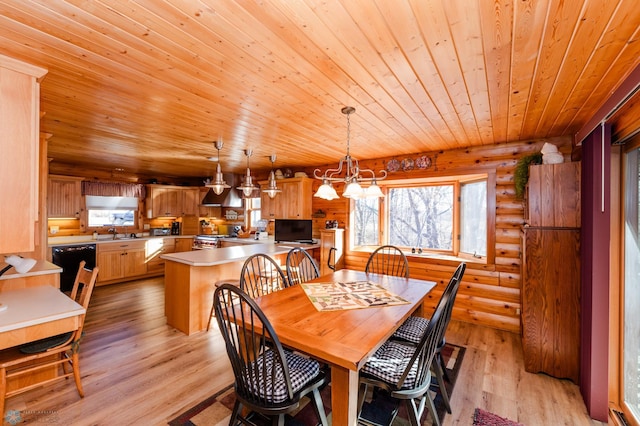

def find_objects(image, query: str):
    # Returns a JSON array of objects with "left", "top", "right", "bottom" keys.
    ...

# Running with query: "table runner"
[{"left": 300, "top": 281, "right": 409, "bottom": 311}]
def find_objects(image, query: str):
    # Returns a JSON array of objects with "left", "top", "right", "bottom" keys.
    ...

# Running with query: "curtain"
[{"left": 81, "top": 181, "right": 146, "bottom": 198}]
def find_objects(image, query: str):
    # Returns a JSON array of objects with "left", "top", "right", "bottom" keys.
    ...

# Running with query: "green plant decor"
[{"left": 514, "top": 152, "right": 543, "bottom": 199}]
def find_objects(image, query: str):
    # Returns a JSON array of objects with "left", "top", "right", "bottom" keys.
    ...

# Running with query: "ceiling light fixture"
[
  {"left": 204, "top": 138, "right": 231, "bottom": 195},
  {"left": 237, "top": 149, "right": 257, "bottom": 197},
  {"left": 262, "top": 154, "right": 282, "bottom": 199},
  {"left": 313, "top": 106, "right": 386, "bottom": 200}
]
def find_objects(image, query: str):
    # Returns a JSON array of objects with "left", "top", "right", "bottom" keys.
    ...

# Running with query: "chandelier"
[
  {"left": 313, "top": 106, "right": 386, "bottom": 200},
  {"left": 237, "top": 149, "right": 257, "bottom": 197},
  {"left": 262, "top": 154, "right": 281, "bottom": 199},
  {"left": 204, "top": 138, "right": 231, "bottom": 195}
]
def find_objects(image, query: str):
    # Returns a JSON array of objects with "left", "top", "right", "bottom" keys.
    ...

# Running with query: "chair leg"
[
  {"left": 357, "top": 382, "right": 369, "bottom": 417},
  {"left": 310, "top": 388, "right": 329, "bottom": 426},
  {"left": 431, "top": 358, "right": 451, "bottom": 413},
  {"left": 423, "top": 391, "right": 441, "bottom": 426},
  {"left": 229, "top": 400, "right": 242, "bottom": 425},
  {"left": 206, "top": 298, "right": 215, "bottom": 331},
  {"left": 436, "top": 351, "right": 450, "bottom": 383},
  {"left": 71, "top": 351, "right": 85, "bottom": 398}
]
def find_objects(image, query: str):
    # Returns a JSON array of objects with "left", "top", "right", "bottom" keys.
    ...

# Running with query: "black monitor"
[{"left": 274, "top": 219, "right": 313, "bottom": 243}]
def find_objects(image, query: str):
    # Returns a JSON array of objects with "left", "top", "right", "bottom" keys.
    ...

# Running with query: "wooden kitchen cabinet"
[
  {"left": 97, "top": 240, "right": 147, "bottom": 283},
  {"left": 180, "top": 188, "right": 200, "bottom": 216},
  {"left": 520, "top": 161, "right": 581, "bottom": 383},
  {"left": 146, "top": 238, "right": 175, "bottom": 274},
  {"left": 521, "top": 228, "right": 580, "bottom": 383},
  {"left": 525, "top": 162, "right": 580, "bottom": 227},
  {"left": 0, "top": 55, "right": 47, "bottom": 254},
  {"left": 320, "top": 229, "right": 344, "bottom": 276},
  {"left": 175, "top": 237, "right": 193, "bottom": 252},
  {"left": 146, "top": 185, "right": 200, "bottom": 218},
  {"left": 260, "top": 177, "right": 313, "bottom": 220},
  {"left": 47, "top": 175, "right": 83, "bottom": 218}
]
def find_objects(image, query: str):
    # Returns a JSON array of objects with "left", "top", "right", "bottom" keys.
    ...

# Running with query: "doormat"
[
  {"left": 473, "top": 408, "right": 524, "bottom": 426},
  {"left": 168, "top": 343, "right": 465, "bottom": 426}
]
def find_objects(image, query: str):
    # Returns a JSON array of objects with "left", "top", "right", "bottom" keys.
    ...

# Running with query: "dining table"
[{"left": 250, "top": 268, "right": 436, "bottom": 425}]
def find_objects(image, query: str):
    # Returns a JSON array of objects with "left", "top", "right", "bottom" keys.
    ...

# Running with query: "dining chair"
[
  {"left": 365, "top": 245, "right": 409, "bottom": 278},
  {"left": 357, "top": 287, "right": 452, "bottom": 426},
  {"left": 214, "top": 283, "right": 329, "bottom": 426},
  {"left": 0, "top": 261, "right": 99, "bottom": 416},
  {"left": 240, "top": 253, "right": 288, "bottom": 298},
  {"left": 285, "top": 247, "right": 320, "bottom": 286},
  {"left": 391, "top": 262, "right": 466, "bottom": 414}
]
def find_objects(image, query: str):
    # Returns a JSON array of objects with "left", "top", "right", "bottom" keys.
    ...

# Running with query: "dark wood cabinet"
[
  {"left": 521, "top": 161, "right": 581, "bottom": 383},
  {"left": 521, "top": 228, "right": 580, "bottom": 383}
]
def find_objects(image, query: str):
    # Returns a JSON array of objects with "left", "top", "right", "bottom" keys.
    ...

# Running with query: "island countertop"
[{"left": 160, "top": 241, "right": 320, "bottom": 267}]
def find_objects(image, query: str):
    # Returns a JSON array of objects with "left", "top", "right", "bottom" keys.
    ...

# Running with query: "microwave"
[{"left": 151, "top": 228, "right": 171, "bottom": 236}]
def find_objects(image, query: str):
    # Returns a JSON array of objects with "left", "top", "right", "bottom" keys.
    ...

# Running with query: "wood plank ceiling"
[{"left": 0, "top": 0, "right": 638, "bottom": 181}]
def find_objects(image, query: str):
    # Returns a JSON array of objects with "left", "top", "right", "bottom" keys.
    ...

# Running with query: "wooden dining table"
[{"left": 250, "top": 268, "right": 436, "bottom": 426}]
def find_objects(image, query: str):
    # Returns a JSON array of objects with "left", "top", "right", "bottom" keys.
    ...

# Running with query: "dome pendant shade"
[
  {"left": 262, "top": 154, "right": 281, "bottom": 199},
  {"left": 205, "top": 138, "right": 231, "bottom": 194}
]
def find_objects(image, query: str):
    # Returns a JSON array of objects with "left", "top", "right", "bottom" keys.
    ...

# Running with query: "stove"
[{"left": 192, "top": 234, "right": 230, "bottom": 250}]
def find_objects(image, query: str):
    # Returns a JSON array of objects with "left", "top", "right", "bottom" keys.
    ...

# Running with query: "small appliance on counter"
[
  {"left": 151, "top": 228, "right": 171, "bottom": 236},
  {"left": 171, "top": 221, "right": 181, "bottom": 235}
]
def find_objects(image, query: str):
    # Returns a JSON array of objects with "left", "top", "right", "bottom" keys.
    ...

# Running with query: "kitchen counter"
[
  {"left": 48, "top": 234, "right": 196, "bottom": 247},
  {"left": 162, "top": 240, "right": 319, "bottom": 335},
  {"left": 160, "top": 241, "right": 320, "bottom": 266}
]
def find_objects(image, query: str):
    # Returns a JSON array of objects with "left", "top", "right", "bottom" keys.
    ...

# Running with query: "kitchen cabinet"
[
  {"left": 521, "top": 228, "right": 580, "bottom": 383},
  {"left": 525, "top": 162, "right": 580, "bottom": 227},
  {"left": 47, "top": 175, "right": 83, "bottom": 218},
  {"left": 260, "top": 177, "right": 313, "bottom": 220},
  {"left": 146, "top": 185, "right": 200, "bottom": 218},
  {"left": 520, "top": 162, "right": 581, "bottom": 384},
  {"left": 181, "top": 188, "right": 200, "bottom": 216},
  {"left": 320, "top": 229, "right": 344, "bottom": 276},
  {"left": 175, "top": 237, "right": 193, "bottom": 252},
  {"left": 97, "top": 240, "right": 147, "bottom": 283},
  {"left": 0, "top": 55, "right": 47, "bottom": 254},
  {"left": 146, "top": 238, "right": 175, "bottom": 274}
]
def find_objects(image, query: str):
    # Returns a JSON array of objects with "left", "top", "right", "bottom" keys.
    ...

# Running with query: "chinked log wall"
[{"left": 304, "top": 136, "right": 577, "bottom": 334}]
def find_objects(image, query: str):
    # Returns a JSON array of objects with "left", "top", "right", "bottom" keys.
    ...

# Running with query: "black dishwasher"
[{"left": 52, "top": 244, "right": 97, "bottom": 292}]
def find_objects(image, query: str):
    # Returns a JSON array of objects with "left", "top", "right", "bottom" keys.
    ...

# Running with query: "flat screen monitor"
[{"left": 274, "top": 219, "right": 313, "bottom": 243}]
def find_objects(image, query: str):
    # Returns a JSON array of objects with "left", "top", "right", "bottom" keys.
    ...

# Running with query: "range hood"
[{"left": 201, "top": 174, "right": 243, "bottom": 207}]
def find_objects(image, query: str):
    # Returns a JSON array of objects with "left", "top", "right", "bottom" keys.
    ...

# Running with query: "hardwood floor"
[{"left": 5, "top": 277, "right": 604, "bottom": 425}]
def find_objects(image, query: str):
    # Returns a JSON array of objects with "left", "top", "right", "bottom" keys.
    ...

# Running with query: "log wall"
[{"left": 304, "top": 136, "right": 577, "bottom": 334}]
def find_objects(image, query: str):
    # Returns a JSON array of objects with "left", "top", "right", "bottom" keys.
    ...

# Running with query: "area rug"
[
  {"left": 472, "top": 408, "right": 524, "bottom": 426},
  {"left": 169, "top": 343, "right": 465, "bottom": 426}
]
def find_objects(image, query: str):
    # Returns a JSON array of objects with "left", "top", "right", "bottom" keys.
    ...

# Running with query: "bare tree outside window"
[
  {"left": 388, "top": 186, "right": 453, "bottom": 249},
  {"left": 354, "top": 197, "right": 379, "bottom": 245},
  {"left": 461, "top": 181, "right": 487, "bottom": 257}
]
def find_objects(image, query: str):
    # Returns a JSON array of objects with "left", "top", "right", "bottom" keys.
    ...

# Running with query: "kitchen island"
[{"left": 161, "top": 242, "right": 319, "bottom": 335}]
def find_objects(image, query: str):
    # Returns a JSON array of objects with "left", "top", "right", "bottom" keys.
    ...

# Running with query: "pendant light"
[
  {"left": 204, "top": 138, "right": 231, "bottom": 195},
  {"left": 313, "top": 106, "right": 387, "bottom": 200},
  {"left": 237, "top": 149, "right": 257, "bottom": 197},
  {"left": 262, "top": 154, "right": 282, "bottom": 198}
]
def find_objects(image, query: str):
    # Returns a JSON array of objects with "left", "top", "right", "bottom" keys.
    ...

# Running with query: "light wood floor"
[{"left": 5, "top": 277, "right": 605, "bottom": 425}]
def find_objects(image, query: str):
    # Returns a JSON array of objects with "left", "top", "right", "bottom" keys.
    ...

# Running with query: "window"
[
  {"left": 246, "top": 197, "right": 261, "bottom": 229},
  {"left": 352, "top": 173, "right": 494, "bottom": 261},
  {"left": 86, "top": 195, "right": 138, "bottom": 228}
]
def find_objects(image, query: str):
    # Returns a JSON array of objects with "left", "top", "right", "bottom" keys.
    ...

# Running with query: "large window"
[
  {"left": 86, "top": 195, "right": 138, "bottom": 228},
  {"left": 352, "top": 173, "right": 493, "bottom": 261}
]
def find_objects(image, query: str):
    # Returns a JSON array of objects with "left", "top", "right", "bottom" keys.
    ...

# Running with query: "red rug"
[{"left": 473, "top": 408, "right": 524, "bottom": 426}]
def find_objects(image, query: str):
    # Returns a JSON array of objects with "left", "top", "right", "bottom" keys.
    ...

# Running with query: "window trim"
[{"left": 349, "top": 170, "right": 496, "bottom": 265}]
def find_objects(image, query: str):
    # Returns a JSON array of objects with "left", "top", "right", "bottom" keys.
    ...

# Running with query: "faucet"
[{"left": 108, "top": 227, "right": 118, "bottom": 240}]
